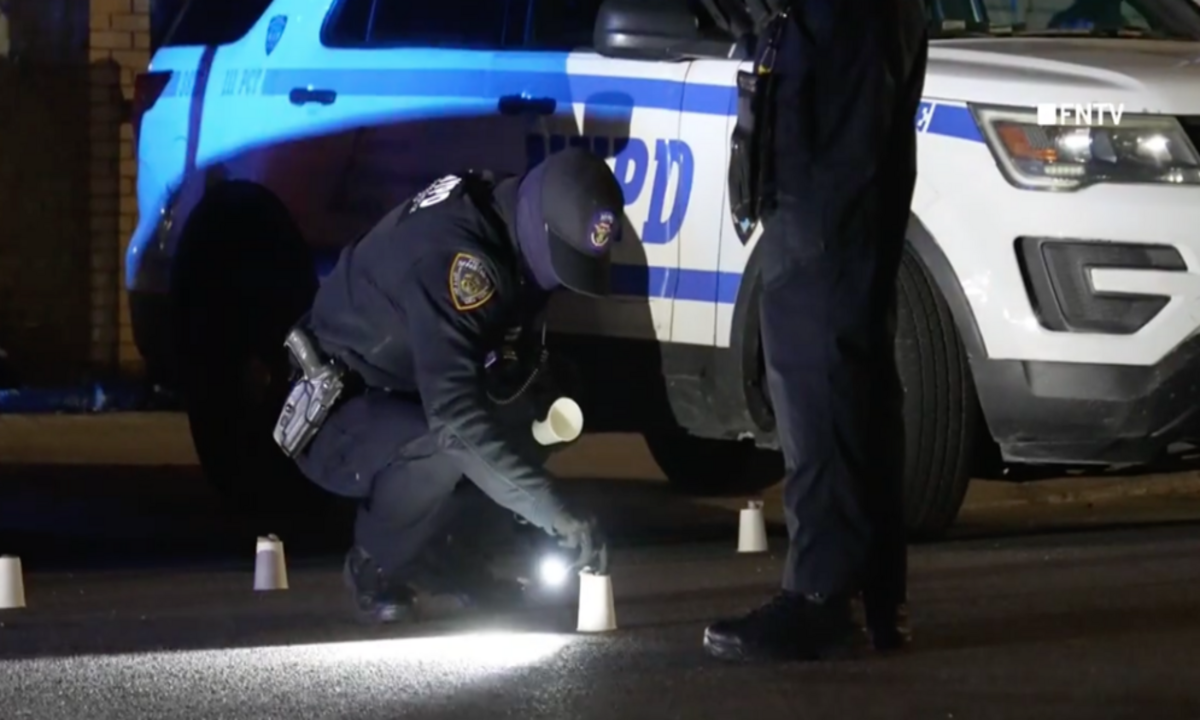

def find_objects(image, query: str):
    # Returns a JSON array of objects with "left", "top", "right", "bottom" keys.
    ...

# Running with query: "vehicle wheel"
[
  {"left": 683, "top": 242, "right": 978, "bottom": 538},
  {"left": 171, "top": 182, "right": 332, "bottom": 519},
  {"left": 895, "top": 247, "right": 979, "bottom": 540},
  {"left": 643, "top": 431, "right": 784, "bottom": 497}
]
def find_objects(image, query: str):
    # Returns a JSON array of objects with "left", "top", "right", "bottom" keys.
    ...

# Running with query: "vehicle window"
[
  {"left": 932, "top": 0, "right": 988, "bottom": 25},
  {"left": 932, "top": 0, "right": 1200, "bottom": 38},
  {"left": 982, "top": 0, "right": 1152, "bottom": 30},
  {"left": 322, "top": 0, "right": 513, "bottom": 49},
  {"left": 1118, "top": 3, "right": 1155, "bottom": 26},
  {"left": 160, "top": 0, "right": 275, "bottom": 47},
  {"left": 525, "top": 0, "right": 606, "bottom": 49}
]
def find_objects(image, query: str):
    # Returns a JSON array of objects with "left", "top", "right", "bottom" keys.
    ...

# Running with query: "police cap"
[{"left": 538, "top": 148, "right": 625, "bottom": 297}]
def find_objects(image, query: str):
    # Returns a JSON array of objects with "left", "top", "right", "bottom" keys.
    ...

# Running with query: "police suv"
[{"left": 127, "top": 0, "right": 1200, "bottom": 537}]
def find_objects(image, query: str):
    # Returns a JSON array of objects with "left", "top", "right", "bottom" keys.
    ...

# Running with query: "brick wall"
[
  {"left": 88, "top": 0, "right": 149, "bottom": 373},
  {"left": 0, "top": 0, "right": 149, "bottom": 383},
  {"left": 0, "top": 0, "right": 93, "bottom": 385}
]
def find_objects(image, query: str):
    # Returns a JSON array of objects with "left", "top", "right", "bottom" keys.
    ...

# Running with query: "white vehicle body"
[
  {"left": 919, "top": 39, "right": 1200, "bottom": 365},
  {"left": 125, "top": 0, "right": 1200, "bottom": 536}
]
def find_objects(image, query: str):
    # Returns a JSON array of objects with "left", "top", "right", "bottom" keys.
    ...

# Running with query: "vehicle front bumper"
[
  {"left": 918, "top": 133, "right": 1200, "bottom": 368},
  {"left": 973, "top": 333, "right": 1200, "bottom": 467}
]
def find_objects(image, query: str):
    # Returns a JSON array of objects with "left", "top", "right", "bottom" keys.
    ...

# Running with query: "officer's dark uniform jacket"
[{"left": 306, "top": 174, "right": 564, "bottom": 534}]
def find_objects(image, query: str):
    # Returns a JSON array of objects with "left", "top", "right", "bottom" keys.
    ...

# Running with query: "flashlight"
[
  {"left": 538, "top": 553, "right": 572, "bottom": 587},
  {"left": 535, "top": 540, "right": 609, "bottom": 588}
]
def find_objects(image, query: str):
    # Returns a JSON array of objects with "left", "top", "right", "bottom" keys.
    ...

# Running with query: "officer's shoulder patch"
[
  {"left": 448, "top": 252, "right": 496, "bottom": 312},
  {"left": 409, "top": 175, "right": 464, "bottom": 214}
]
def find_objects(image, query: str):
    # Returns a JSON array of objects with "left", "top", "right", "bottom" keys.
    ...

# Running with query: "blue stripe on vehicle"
[
  {"left": 311, "top": 254, "right": 746, "bottom": 304},
  {"left": 260, "top": 69, "right": 983, "bottom": 143},
  {"left": 260, "top": 68, "right": 720, "bottom": 114},
  {"left": 917, "top": 101, "right": 984, "bottom": 142},
  {"left": 610, "top": 265, "right": 742, "bottom": 304}
]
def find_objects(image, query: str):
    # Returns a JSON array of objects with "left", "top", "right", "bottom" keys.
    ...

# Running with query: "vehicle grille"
[{"left": 1178, "top": 116, "right": 1200, "bottom": 152}]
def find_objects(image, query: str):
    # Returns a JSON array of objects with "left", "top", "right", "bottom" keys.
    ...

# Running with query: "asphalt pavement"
[{"left": 1, "top": 416, "right": 1200, "bottom": 719}]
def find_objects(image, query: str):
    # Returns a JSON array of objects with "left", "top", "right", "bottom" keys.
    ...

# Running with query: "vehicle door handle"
[
  {"left": 289, "top": 87, "right": 338, "bottom": 106},
  {"left": 498, "top": 95, "right": 557, "bottom": 116}
]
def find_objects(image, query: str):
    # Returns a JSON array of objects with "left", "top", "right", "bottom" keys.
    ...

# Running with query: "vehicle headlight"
[{"left": 970, "top": 104, "right": 1200, "bottom": 191}]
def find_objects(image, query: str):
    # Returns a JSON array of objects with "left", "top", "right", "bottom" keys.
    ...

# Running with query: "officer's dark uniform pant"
[
  {"left": 293, "top": 389, "right": 513, "bottom": 577},
  {"left": 761, "top": 200, "right": 907, "bottom": 605},
  {"left": 760, "top": 3, "right": 927, "bottom": 607}
]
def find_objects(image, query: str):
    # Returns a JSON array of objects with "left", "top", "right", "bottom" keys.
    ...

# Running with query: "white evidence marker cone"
[
  {"left": 0, "top": 556, "right": 26, "bottom": 609},
  {"left": 738, "top": 500, "right": 768, "bottom": 553},
  {"left": 253, "top": 535, "right": 289, "bottom": 591},
  {"left": 576, "top": 570, "right": 617, "bottom": 633}
]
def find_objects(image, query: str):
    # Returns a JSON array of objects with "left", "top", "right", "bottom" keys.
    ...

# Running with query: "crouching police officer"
[
  {"left": 272, "top": 148, "right": 623, "bottom": 623},
  {"left": 709, "top": 0, "right": 928, "bottom": 661}
]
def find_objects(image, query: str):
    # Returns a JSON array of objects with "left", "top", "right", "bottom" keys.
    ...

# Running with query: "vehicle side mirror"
[{"left": 594, "top": 0, "right": 732, "bottom": 60}]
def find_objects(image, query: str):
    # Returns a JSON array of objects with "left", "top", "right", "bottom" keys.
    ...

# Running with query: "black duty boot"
[
  {"left": 703, "top": 592, "right": 867, "bottom": 663},
  {"left": 343, "top": 547, "right": 418, "bottom": 625},
  {"left": 864, "top": 600, "right": 911, "bottom": 652}
]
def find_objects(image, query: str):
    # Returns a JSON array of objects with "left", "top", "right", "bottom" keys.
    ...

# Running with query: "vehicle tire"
[
  {"left": 649, "top": 244, "right": 977, "bottom": 538},
  {"left": 895, "top": 247, "right": 978, "bottom": 540},
  {"left": 644, "top": 432, "right": 784, "bottom": 497},
  {"left": 171, "top": 182, "right": 333, "bottom": 519}
]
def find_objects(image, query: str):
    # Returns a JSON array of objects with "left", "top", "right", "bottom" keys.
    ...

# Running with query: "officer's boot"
[
  {"left": 703, "top": 591, "right": 868, "bottom": 662},
  {"left": 862, "top": 596, "right": 911, "bottom": 652},
  {"left": 343, "top": 546, "right": 418, "bottom": 625}
]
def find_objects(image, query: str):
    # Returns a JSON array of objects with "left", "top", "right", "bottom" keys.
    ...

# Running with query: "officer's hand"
[{"left": 551, "top": 509, "right": 605, "bottom": 573}]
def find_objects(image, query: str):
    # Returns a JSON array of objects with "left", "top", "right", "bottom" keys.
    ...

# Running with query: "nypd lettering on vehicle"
[{"left": 528, "top": 134, "right": 694, "bottom": 245}]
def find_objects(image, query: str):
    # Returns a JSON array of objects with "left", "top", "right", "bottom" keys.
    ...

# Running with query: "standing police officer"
[
  {"left": 705, "top": 0, "right": 929, "bottom": 661},
  {"left": 273, "top": 148, "right": 623, "bottom": 624}
]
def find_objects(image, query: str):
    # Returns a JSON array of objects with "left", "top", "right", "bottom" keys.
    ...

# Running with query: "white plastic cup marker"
[
  {"left": 532, "top": 397, "right": 584, "bottom": 446},
  {"left": 576, "top": 570, "right": 617, "bottom": 632},
  {"left": 0, "top": 556, "right": 26, "bottom": 609},
  {"left": 254, "top": 535, "right": 289, "bottom": 591},
  {"left": 737, "top": 500, "right": 768, "bottom": 553}
]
